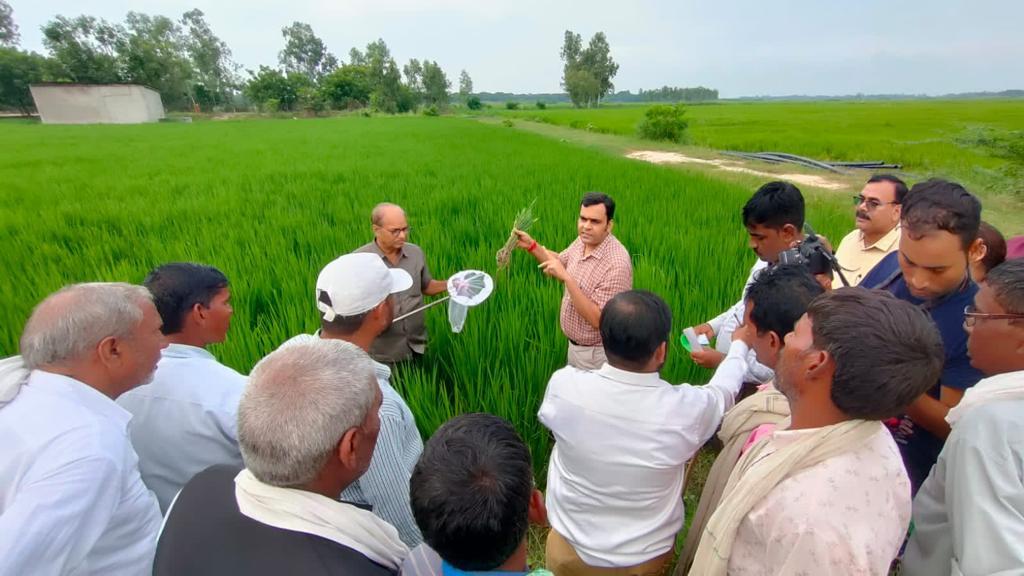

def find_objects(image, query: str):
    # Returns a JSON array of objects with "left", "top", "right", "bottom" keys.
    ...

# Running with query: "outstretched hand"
[
  {"left": 514, "top": 229, "right": 536, "bottom": 250},
  {"left": 690, "top": 348, "right": 725, "bottom": 369}
]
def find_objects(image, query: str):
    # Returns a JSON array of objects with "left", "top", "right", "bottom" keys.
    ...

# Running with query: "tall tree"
[
  {"left": 559, "top": 29, "right": 618, "bottom": 108},
  {"left": 580, "top": 32, "right": 618, "bottom": 105},
  {"left": 278, "top": 22, "right": 337, "bottom": 82},
  {"left": 421, "top": 60, "right": 450, "bottom": 108},
  {"left": 403, "top": 58, "right": 423, "bottom": 93},
  {"left": 458, "top": 69, "right": 472, "bottom": 96},
  {"left": 119, "top": 12, "right": 193, "bottom": 109},
  {"left": 180, "top": 9, "right": 237, "bottom": 109},
  {"left": 348, "top": 47, "right": 365, "bottom": 66},
  {"left": 0, "top": 0, "right": 18, "bottom": 47},
  {"left": 42, "top": 15, "right": 124, "bottom": 83}
]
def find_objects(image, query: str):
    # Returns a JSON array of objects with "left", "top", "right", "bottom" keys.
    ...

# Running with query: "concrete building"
[{"left": 30, "top": 84, "right": 165, "bottom": 125}]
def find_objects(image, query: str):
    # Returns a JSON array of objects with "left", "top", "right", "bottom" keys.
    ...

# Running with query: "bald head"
[
  {"left": 20, "top": 283, "right": 154, "bottom": 370},
  {"left": 371, "top": 203, "right": 405, "bottom": 227}
]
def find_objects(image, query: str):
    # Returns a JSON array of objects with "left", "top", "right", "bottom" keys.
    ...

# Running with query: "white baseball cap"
[{"left": 315, "top": 253, "right": 413, "bottom": 321}]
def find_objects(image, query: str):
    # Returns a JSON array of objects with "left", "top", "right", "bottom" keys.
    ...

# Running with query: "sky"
[{"left": 11, "top": 0, "right": 1024, "bottom": 97}]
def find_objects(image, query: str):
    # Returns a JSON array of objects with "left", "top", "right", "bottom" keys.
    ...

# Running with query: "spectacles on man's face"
[
  {"left": 378, "top": 225, "right": 411, "bottom": 238},
  {"left": 963, "top": 304, "right": 1024, "bottom": 328},
  {"left": 852, "top": 195, "right": 899, "bottom": 211}
]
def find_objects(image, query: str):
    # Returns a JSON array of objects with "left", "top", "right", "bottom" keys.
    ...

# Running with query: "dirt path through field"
[{"left": 626, "top": 150, "right": 847, "bottom": 190}]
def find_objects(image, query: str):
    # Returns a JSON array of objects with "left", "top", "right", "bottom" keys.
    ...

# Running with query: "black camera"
[{"left": 778, "top": 224, "right": 850, "bottom": 286}]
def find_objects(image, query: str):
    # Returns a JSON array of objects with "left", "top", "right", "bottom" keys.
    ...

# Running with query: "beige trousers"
[
  {"left": 546, "top": 529, "right": 673, "bottom": 576},
  {"left": 567, "top": 342, "right": 607, "bottom": 371}
]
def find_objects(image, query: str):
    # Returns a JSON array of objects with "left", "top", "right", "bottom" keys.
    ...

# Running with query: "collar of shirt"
[
  {"left": 595, "top": 363, "right": 664, "bottom": 388},
  {"left": 29, "top": 369, "right": 132, "bottom": 429},
  {"left": 162, "top": 343, "right": 216, "bottom": 362},
  {"left": 860, "top": 225, "right": 900, "bottom": 252},
  {"left": 372, "top": 359, "right": 392, "bottom": 382},
  {"left": 367, "top": 239, "right": 407, "bottom": 261}
]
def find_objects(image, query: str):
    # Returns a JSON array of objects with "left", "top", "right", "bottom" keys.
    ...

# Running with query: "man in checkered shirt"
[{"left": 514, "top": 192, "right": 633, "bottom": 370}]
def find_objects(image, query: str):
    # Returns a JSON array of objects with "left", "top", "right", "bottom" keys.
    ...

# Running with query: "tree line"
[{"left": 0, "top": 2, "right": 471, "bottom": 115}]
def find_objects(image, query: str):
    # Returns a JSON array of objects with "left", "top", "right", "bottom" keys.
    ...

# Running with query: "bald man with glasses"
[
  {"left": 353, "top": 203, "right": 448, "bottom": 363},
  {"left": 832, "top": 174, "right": 907, "bottom": 287}
]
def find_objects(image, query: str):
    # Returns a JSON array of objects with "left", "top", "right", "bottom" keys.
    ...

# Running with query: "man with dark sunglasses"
[
  {"left": 831, "top": 175, "right": 907, "bottom": 287},
  {"left": 861, "top": 178, "right": 986, "bottom": 493}
]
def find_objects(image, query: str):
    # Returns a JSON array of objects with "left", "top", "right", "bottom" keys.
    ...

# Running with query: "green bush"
[
  {"left": 536, "top": 101, "right": 547, "bottom": 110},
  {"left": 502, "top": 119, "right": 514, "bottom": 128},
  {"left": 262, "top": 98, "right": 281, "bottom": 113},
  {"left": 423, "top": 105, "right": 439, "bottom": 117},
  {"left": 636, "top": 103, "right": 689, "bottom": 143},
  {"left": 466, "top": 96, "right": 483, "bottom": 110},
  {"left": 506, "top": 101, "right": 520, "bottom": 110}
]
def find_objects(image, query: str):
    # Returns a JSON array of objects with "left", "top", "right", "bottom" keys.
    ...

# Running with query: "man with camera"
[
  {"left": 692, "top": 182, "right": 807, "bottom": 380},
  {"left": 831, "top": 175, "right": 907, "bottom": 287}
]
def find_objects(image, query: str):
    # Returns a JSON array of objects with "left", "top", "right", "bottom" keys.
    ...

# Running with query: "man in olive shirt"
[{"left": 354, "top": 203, "right": 448, "bottom": 363}]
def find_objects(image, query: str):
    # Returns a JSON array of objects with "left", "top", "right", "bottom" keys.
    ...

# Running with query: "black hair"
[
  {"left": 581, "top": 192, "right": 616, "bottom": 221},
  {"left": 410, "top": 413, "right": 533, "bottom": 571},
  {"left": 742, "top": 181, "right": 805, "bottom": 231},
  {"left": 986, "top": 259, "right": 1024, "bottom": 315},
  {"left": 600, "top": 290, "right": 672, "bottom": 370},
  {"left": 318, "top": 292, "right": 371, "bottom": 336},
  {"left": 143, "top": 263, "right": 229, "bottom": 335},
  {"left": 901, "top": 179, "right": 982, "bottom": 250},
  {"left": 977, "top": 221, "right": 1007, "bottom": 275},
  {"left": 807, "top": 288, "right": 944, "bottom": 420},
  {"left": 867, "top": 174, "right": 909, "bottom": 204},
  {"left": 745, "top": 265, "right": 825, "bottom": 339}
]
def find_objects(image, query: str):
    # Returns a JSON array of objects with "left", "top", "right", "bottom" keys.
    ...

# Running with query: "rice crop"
[{"left": 0, "top": 115, "right": 851, "bottom": 480}]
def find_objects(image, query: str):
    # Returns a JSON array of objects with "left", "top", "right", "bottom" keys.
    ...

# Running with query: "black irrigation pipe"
[{"left": 722, "top": 151, "right": 902, "bottom": 172}]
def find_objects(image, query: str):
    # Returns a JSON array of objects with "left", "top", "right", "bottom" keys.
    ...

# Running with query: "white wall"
[{"left": 30, "top": 85, "right": 166, "bottom": 125}]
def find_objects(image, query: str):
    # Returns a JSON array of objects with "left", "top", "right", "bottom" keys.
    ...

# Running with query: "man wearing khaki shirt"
[
  {"left": 832, "top": 174, "right": 906, "bottom": 287},
  {"left": 354, "top": 203, "right": 448, "bottom": 363},
  {"left": 514, "top": 192, "right": 633, "bottom": 370}
]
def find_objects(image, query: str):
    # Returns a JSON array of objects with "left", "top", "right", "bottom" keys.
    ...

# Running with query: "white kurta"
[{"left": 0, "top": 370, "right": 161, "bottom": 576}]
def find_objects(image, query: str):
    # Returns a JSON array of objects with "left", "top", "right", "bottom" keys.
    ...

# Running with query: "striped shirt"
[
  {"left": 282, "top": 334, "right": 425, "bottom": 546},
  {"left": 558, "top": 234, "right": 633, "bottom": 346}
]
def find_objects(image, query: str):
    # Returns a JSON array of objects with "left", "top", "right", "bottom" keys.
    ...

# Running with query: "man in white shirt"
[
  {"left": 284, "top": 252, "right": 424, "bottom": 547},
  {"left": 539, "top": 289, "right": 748, "bottom": 575},
  {"left": 692, "top": 181, "right": 806, "bottom": 383},
  {"left": 831, "top": 175, "right": 906, "bottom": 288},
  {"left": 0, "top": 283, "right": 166, "bottom": 576},
  {"left": 904, "top": 259, "right": 1024, "bottom": 575},
  {"left": 118, "top": 263, "right": 248, "bottom": 512},
  {"left": 691, "top": 289, "right": 946, "bottom": 576}
]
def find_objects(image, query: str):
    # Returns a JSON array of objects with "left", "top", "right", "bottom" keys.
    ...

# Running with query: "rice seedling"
[{"left": 496, "top": 199, "right": 538, "bottom": 270}]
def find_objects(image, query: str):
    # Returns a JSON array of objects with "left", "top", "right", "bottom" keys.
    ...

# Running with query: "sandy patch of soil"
[{"left": 626, "top": 150, "right": 846, "bottom": 190}]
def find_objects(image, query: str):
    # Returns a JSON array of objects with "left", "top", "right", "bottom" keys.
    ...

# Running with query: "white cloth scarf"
[
  {"left": 946, "top": 369, "right": 1024, "bottom": 426},
  {"left": 234, "top": 469, "right": 409, "bottom": 570},
  {"left": 689, "top": 418, "right": 881, "bottom": 576},
  {"left": 0, "top": 356, "right": 29, "bottom": 407}
]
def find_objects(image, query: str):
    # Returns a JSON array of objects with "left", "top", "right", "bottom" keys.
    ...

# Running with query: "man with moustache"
[
  {"left": 832, "top": 175, "right": 907, "bottom": 287},
  {"left": 861, "top": 179, "right": 986, "bottom": 492}
]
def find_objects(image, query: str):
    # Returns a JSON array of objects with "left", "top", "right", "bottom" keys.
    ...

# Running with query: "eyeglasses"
[
  {"left": 378, "top": 226, "right": 411, "bottom": 237},
  {"left": 963, "top": 304, "right": 1024, "bottom": 328},
  {"left": 852, "top": 195, "right": 899, "bottom": 211}
]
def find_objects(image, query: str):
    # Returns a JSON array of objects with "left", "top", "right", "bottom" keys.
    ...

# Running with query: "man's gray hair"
[
  {"left": 239, "top": 338, "right": 377, "bottom": 487},
  {"left": 371, "top": 202, "right": 404, "bottom": 226},
  {"left": 20, "top": 283, "right": 153, "bottom": 370}
]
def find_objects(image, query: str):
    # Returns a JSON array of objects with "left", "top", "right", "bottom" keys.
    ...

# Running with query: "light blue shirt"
[
  {"left": 117, "top": 343, "right": 247, "bottom": 512},
  {"left": 283, "top": 333, "right": 425, "bottom": 547},
  {"left": 0, "top": 370, "right": 161, "bottom": 576}
]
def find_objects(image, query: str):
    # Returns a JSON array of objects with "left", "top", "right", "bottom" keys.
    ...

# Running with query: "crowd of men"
[{"left": 0, "top": 180, "right": 1022, "bottom": 576}]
